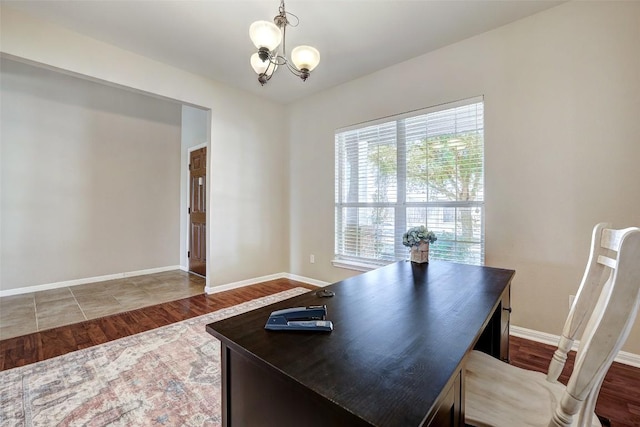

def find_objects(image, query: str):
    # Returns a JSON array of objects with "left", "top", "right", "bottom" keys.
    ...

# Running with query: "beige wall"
[
  {"left": 0, "top": 6, "right": 289, "bottom": 290},
  {"left": 287, "top": 1, "right": 640, "bottom": 353},
  {"left": 1, "top": 58, "right": 182, "bottom": 291}
]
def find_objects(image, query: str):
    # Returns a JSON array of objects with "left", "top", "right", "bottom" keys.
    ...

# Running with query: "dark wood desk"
[{"left": 206, "top": 260, "right": 514, "bottom": 427}]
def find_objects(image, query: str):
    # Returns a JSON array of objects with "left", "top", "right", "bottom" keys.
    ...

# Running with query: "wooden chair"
[{"left": 465, "top": 223, "right": 640, "bottom": 427}]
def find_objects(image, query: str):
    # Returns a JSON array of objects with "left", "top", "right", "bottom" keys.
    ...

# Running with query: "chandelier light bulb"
[
  {"left": 250, "top": 53, "right": 277, "bottom": 76},
  {"left": 249, "top": 20, "right": 282, "bottom": 51},
  {"left": 291, "top": 46, "right": 320, "bottom": 72}
]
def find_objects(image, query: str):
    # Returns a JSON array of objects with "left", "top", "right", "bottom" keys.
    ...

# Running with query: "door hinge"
[
  {"left": 188, "top": 207, "right": 191, "bottom": 214},
  {"left": 189, "top": 163, "right": 191, "bottom": 170},
  {"left": 188, "top": 251, "right": 190, "bottom": 258}
]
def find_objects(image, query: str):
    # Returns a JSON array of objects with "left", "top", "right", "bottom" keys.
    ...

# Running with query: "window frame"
[{"left": 333, "top": 96, "right": 485, "bottom": 271}]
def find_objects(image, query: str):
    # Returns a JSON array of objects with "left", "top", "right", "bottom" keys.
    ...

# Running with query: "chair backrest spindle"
[{"left": 547, "top": 223, "right": 612, "bottom": 382}]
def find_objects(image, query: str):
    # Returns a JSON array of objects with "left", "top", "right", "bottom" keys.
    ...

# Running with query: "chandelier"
[{"left": 249, "top": 0, "right": 320, "bottom": 86}]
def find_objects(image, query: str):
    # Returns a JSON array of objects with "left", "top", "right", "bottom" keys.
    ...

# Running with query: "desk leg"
[
  {"left": 500, "top": 285, "right": 511, "bottom": 362},
  {"left": 460, "top": 367, "right": 465, "bottom": 426},
  {"left": 424, "top": 370, "right": 463, "bottom": 426},
  {"left": 220, "top": 343, "right": 230, "bottom": 427}
]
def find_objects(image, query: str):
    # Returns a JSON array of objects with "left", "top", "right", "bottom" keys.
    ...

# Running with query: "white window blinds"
[{"left": 335, "top": 97, "right": 484, "bottom": 266}]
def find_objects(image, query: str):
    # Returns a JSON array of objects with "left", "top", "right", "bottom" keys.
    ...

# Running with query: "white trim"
[
  {"left": 510, "top": 325, "right": 563, "bottom": 347},
  {"left": 331, "top": 259, "right": 385, "bottom": 272},
  {"left": 511, "top": 325, "right": 640, "bottom": 368},
  {"left": 205, "top": 272, "right": 329, "bottom": 294},
  {"left": 0, "top": 266, "right": 182, "bottom": 297},
  {"left": 281, "top": 273, "right": 331, "bottom": 288},
  {"left": 205, "top": 273, "right": 283, "bottom": 294}
]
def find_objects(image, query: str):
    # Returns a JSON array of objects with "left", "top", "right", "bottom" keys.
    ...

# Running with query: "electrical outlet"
[
  {"left": 569, "top": 295, "right": 576, "bottom": 309},
  {"left": 310, "top": 254, "right": 315, "bottom": 264}
]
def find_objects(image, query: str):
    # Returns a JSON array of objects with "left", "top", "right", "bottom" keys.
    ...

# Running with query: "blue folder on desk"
[{"left": 264, "top": 305, "right": 333, "bottom": 332}]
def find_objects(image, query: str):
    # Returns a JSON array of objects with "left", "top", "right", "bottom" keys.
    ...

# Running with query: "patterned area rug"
[{"left": 0, "top": 288, "right": 309, "bottom": 426}]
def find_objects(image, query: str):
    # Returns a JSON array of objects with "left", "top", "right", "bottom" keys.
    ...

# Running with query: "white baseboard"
[
  {"left": 281, "top": 273, "right": 331, "bottom": 288},
  {"left": 1, "top": 268, "right": 326, "bottom": 297},
  {"left": 0, "top": 266, "right": 182, "bottom": 297},
  {"left": 511, "top": 325, "right": 640, "bottom": 368},
  {"left": 204, "top": 272, "right": 330, "bottom": 294},
  {"left": 205, "top": 273, "right": 285, "bottom": 294}
]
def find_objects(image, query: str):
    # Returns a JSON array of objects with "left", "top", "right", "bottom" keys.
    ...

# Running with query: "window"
[{"left": 334, "top": 97, "right": 484, "bottom": 267}]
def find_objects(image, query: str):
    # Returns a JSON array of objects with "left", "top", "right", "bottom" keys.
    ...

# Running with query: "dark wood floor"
[{"left": 2, "top": 278, "right": 639, "bottom": 426}]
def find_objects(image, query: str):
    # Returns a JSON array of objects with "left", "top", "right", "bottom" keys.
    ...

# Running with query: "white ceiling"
[{"left": 2, "top": 0, "right": 564, "bottom": 105}]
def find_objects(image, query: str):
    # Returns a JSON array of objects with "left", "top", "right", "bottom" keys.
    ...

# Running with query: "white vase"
[{"left": 410, "top": 242, "right": 430, "bottom": 263}]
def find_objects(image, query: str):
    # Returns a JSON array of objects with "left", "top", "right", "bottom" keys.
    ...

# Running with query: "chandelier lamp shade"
[{"left": 249, "top": 0, "right": 320, "bottom": 86}]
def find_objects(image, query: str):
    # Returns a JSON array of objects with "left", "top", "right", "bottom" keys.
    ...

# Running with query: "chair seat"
[{"left": 465, "top": 350, "right": 601, "bottom": 427}]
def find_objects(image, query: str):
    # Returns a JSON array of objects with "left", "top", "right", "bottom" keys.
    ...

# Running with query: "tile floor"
[{"left": 0, "top": 270, "right": 205, "bottom": 340}]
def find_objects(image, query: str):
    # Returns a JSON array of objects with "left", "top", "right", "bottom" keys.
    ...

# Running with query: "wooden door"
[{"left": 189, "top": 147, "right": 206, "bottom": 276}]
